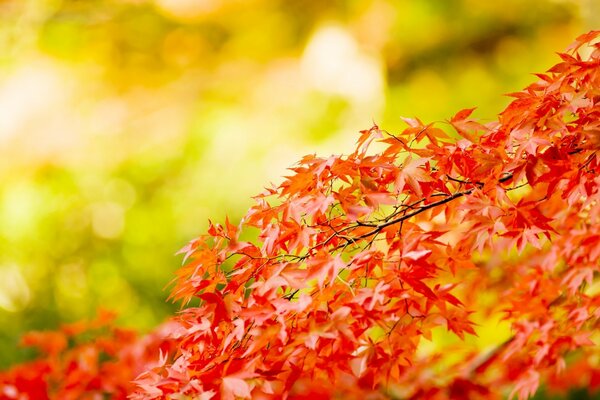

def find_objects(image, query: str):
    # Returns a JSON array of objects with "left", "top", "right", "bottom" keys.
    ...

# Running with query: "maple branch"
[
  {"left": 446, "top": 174, "right": 484, "bottom": 187},
  {"left": 354, "top": 189, "right": 471, "bottom": 239},
  {"left": 408, "top": 126, "right": 429, "bottom": 147},
  {"left": 283, "top": 289, "right": 299, "bottom": 300},
  {"left": 579, "top": 150, "right": 598, "bottom": 170},
  {"left": 318, "top": 172, "right": 517, "bottom": 256}
]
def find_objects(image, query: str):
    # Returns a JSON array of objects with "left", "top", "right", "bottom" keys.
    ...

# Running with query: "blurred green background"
[{"left": 0, "top": 0, "right": 597, "bottom": 381}]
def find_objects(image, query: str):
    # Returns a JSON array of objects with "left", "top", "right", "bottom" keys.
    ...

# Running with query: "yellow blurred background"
[{"left": 0, "top": 0, "right": 596, "bottom": 369}]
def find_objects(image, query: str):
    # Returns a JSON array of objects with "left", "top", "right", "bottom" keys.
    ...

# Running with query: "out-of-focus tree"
[{"left": 0, "top": 0, "right": 593, "bottom": 370}]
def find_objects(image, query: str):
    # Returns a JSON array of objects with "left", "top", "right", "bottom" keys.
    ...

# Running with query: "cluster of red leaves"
[
  {"left": 0, "top": 311, "right": 178, "bottom": 400},
  {"left": 1, "top": 31, "right": 600, "bottom": 400},
  {"left": 130, "top": 31, "right": 600, "bottom": 399}
]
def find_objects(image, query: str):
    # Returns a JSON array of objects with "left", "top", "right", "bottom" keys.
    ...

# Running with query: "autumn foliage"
[
  {"left": 2, "top": 31, "right": 600, "bottom": 400},
  {"left": 0, "top": 311, "right": 177, "bottom": 400}
]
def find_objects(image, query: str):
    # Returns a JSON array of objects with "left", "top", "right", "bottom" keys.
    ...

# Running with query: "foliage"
[
  {"left": 1, "top": 26, "right": 600, "bottom": 400},
  {"left": 0, "top": 0, "right": 584, "bottom": 370},
  {"left": 127, "top": 30, "right": 600, "bottom": 400},
  {"left": 0, "top": 311, "right": 177, "bottom": 400}
]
